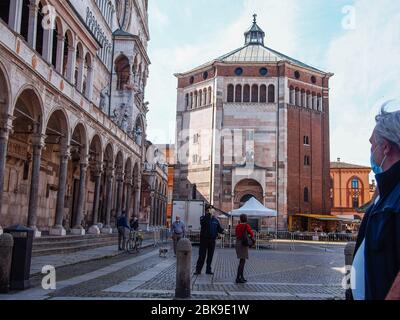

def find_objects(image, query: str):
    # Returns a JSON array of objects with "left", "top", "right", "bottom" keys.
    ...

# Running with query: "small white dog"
[{"left": 159, "top": 247, "right": 168, "bottom": 258}]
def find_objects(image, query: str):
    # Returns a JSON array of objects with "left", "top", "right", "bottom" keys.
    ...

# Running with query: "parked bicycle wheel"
[
  {"left": 126, "top": 233, "right": 137, "bottom": 253},
  {"left": 135, "top": 237, "right": 143, "bottom": 252}
]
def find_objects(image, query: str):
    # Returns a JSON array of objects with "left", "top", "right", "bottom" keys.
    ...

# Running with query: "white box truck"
[{"left": 171, "top": 200, "right": 205, "bottom": 231}]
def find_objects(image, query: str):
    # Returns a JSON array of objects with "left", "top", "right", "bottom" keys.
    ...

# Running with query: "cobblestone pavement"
[
  {"left": 30, "top": 240, "right": 155, "bottom": 275},
  {"left": 0, "top": 241, "right": 347, "bottom": 300}
]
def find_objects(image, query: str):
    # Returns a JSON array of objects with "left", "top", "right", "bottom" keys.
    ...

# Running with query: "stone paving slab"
[
  {"left": 104, "top": 259, "right": 176, "bottom": 293},
  {"left": 30, "top": 240, "right": 155, "bottom": 275},
  {"left": 1, "top": 242, "right": 347, "bottom": 300}
]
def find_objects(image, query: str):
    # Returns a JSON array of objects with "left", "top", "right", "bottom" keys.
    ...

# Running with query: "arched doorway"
[
  {"left": 240, "top": 194, "right": 254, "bottom": 206},
  {"left": 7, "top": 88, "right": 43, "bottom": 230},
  {"left": 45, "top": 109, "right": 70, "bottom": 235},
  {"left": 233, "top": 179, "right": 263, "bottom": 209}
]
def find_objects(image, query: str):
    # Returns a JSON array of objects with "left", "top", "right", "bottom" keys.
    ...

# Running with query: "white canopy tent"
[
  {"left": 229, "top": 197, "right": 277, "bottom": 218},
  {"left": 226, "top": 197, "right": 278, "bottom": 248}
]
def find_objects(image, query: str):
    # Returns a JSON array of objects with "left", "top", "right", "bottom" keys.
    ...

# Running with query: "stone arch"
[
  {"left": 346, "top": 176, "right": 364, "bottom": 208},
  {"left": 83, "top": 52, "right": 93, "bottom": 98},
  {"left": 5, "top": 86, "right": 45, "bottom": 228},
  {"left": 268, "top": 84, "right": 275, "bottom": 103},
  {"left": 260, "top": 84, "right": 267, "bottom": 103},
  {"left": 51, "top": 16, "right": 64, "bottom": 69},
  {"left": 0, "top": 61, "right": 12, "bottom": 117},
  {"left": 115, "top": 54, "right": 130, "bottom": 90},
  {"left": 346, "top": 175, "right": 364, "bottom": 190},
  {"left": 251, "top": 84, "right": 259, "bottom": 103},
  {"left": 243, "top": 84, "right": 250, "bottom": 103},
  {"left": 114, "top": 150, "right": 124, "bottom": 172},
  {"left": 233, "top": 178, "right": 263, "bottom": 208},
  {"left": 71, "top": 122, "right": 88, "bottom": 159},
  {"left": 63, "top": 29, "right": 75, "bottom": 78},
  {"left": 103, "top": 143, "right": 114, "bottom": 167},
  {"left": 89, "top": 134, "right": 103, "bottom": 164},
  {"left": 75, "top": 42, "right": 84, "bottom": 88},
  {"left": 134, "top": 114, "right": 144, "bottom": 146},
  {"left": 35, "top": 0, "right": 50, "bottom": 56},
  {"left": 44, "top": 108, "right": 70, "bottom": 146},
  {"left": 12, "top": 85, "right": 44, "bottom": 134},
  {"left": 235, "top": 84, "right": 242, "bottom": 103},
  {"left": 124, "top": 157, "right": 133, "bottom": 179}
]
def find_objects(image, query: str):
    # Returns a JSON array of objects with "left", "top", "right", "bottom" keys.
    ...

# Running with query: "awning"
[{"left": 293, "top": 214, "right": 359, "bottom": 223}]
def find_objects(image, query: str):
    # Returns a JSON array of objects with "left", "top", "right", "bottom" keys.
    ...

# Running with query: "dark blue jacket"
[
  {"left": 200, "top": 214, "right": 224, "bottom": 240},
  {"left": 354, "top": 160, "right": 400, "bottom": 300},
  {"left": 117, "top": 215, "right": 130, "bottom": 230}
]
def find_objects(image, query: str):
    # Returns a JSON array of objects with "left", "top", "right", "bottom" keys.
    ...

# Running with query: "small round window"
[
  {"left": 189, "top": 76, "right": 194, "bottom": 84},
  {"left": 259, "top": 68, "right": 268, "bottom": 76},
  {"left": 203, "top": 71, "right": 208, "bottom": 80},
  {"left": 311, "top": 76, "right": 316, "bottom": 84},
  {"left": 235, "top": 67, "right": 243, "bottom": 76},
  {"left": 294, "top": 71, "right": 300, "bottom": 79}
]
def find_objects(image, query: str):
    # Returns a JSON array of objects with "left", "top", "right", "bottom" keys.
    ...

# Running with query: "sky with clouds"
[{"left": 144, "top": 0, "right": 400, "bottom": 169}]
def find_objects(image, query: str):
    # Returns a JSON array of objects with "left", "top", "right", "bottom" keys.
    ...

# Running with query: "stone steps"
[{"left": 32, "top": 234, "right": 118, "bottom": 257}]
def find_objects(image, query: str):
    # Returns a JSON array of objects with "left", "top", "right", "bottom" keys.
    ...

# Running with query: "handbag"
[{"left": 241, "top": 225, "right": 254, "bottom": 247}]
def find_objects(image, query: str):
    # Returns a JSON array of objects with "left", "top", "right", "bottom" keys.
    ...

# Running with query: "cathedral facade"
[
  {"left": 0, "top": 0, "right": 167, "bottom": 236},
  {"left": 173, "top": 16, "right": 332, "bottom": 230}
]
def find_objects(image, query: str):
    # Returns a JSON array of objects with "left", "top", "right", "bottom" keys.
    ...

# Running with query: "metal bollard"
[
  {"left": 175, "top": 238, "right": 192, "bottom": 299},
  {"left": 0, "top": 233, "right": 14, "bottom": 293},
  {"left": 344, "top": 242, "right": 356, "bottom": 300}
]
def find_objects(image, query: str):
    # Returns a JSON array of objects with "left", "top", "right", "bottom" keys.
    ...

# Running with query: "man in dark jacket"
[
  {"left": 194, "top": 204, "right": 225, "bottom": 275},
  {"left": 350, "top": 107, "right": 400, "bottom": 300},
  {"left": 117, "top": 211, "right": 131, "bottom": 251}
]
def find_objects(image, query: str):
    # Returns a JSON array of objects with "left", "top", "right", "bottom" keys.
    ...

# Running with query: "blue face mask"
[{"left": 370, "top": 146, "right": 387, "bottom": 175}]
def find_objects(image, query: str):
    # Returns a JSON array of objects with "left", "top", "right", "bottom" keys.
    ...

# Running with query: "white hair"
[{"left": 375, "top": 103, "right": 400, "bottom": 150}]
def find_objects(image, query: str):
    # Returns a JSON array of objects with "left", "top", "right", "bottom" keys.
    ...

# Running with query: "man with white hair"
[{"left": 351, "top": 106, "right": 400, "bottom": 300}]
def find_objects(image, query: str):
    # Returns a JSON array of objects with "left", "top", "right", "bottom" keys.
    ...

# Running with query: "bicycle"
[{"left": 126, "top": 230, "right": 143, "bottom": 253}]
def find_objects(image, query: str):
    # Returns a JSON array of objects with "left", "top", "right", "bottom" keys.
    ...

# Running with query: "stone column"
[
  {"left": 66, "top": 45, "right": 76, "bottom": 83},
  {"left": 88, "top": 164, "right": 102, "bottom": 235},
  {"left": 150, "top": 191, "right": 155, "bottom": 226},
  {"left": 163, "top": 201, "right": 167, "bottom": 226},
  {"left": 55, "top": 35, "right": 65, "bottom": 74},
  {"left": 76, "top": 57, "right": 84, "bottom": 92},
  {"left": 27, "top": 134, "right": 45, "bottom": 238},
  {"left": 0, "top": 120, "right": 12, "bottom": 235},
  {"left": 27, "top": 2, "right": 38, "bottom": 48},
  {"left": 101, "top": 167, "right": 114, "bottom": 234},
  {"left": 157, "top": 198, "right": 161, "bottom": 226},
  {"left": 50, "top": 145, "right": 70, "bottom": 236},
  {"left": 42, "top": 27, "right": 54, "bottom": 64},
  {"left": 115, "top": 170, "right": 124, "bottom": 217},
  {"left": 8, "top": 0, "right": 23, "bottom": 33},
  {"left": 125, "top": 177, "right": 132, "bottom": 219},
  {"left": 134, "top": 181, "right": 141, "bottom": 219},
  {"left": 85, "top": 66, "right": 94, "bottom": 100},
  {"left": 72, "top": 158, "right": 88, "bottom": 235}
]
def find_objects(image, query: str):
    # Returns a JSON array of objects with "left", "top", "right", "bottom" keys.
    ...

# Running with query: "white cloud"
[
  {"left": 327, "top": 0, "right": 400, "bottom": 166},
  {"left": 150, "top": 5, "right": 169, "bottom": 28}
]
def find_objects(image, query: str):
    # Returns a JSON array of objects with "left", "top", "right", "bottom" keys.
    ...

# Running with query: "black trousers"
[{"left": 196, "top": 238, "right": 216, "bottom": 273}]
